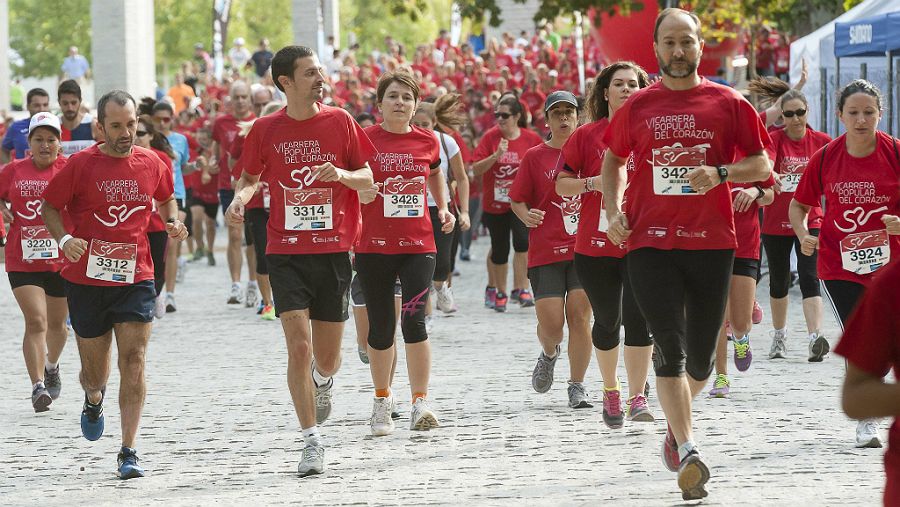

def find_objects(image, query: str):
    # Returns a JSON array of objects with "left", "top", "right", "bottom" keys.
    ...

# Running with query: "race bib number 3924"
[{"left": 841, "top": 229, "right": 890, "bottom": 275}]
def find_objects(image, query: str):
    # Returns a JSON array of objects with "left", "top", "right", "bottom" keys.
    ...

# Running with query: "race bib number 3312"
[{"left": 86, "top": 239, "right": 137, "bottom": 284}]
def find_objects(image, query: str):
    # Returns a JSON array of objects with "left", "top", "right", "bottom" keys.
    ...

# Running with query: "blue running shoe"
[
  {"left": 117, "top": 447, "right": 145, "bottom": 479},
  {"left": 80, "top": 390, "right": 105, "bottom": 441}
]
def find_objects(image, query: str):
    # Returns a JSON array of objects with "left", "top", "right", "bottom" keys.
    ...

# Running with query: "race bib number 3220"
[{"left": 21, "top": 225, "right": 59, "bottom": 260}]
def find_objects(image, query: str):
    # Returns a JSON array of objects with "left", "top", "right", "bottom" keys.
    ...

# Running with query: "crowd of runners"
[{"left": 2, "top": 7, "right": 900, "bottom": 503}]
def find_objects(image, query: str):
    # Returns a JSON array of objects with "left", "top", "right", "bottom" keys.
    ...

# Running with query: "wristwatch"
[
  {"left": 716, "top": 165, "right": 729, "bottom": 183},
  {"left": 754, "top": 185, "right": 765, "bottom": 200}
]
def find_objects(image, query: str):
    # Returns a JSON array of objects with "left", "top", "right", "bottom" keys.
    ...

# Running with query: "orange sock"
[
  {"left": 412, "top": 392, "right": 427, "bottom": 403},
  {"left": 375, "top": 388, "right": 390, "bottom": 398}
]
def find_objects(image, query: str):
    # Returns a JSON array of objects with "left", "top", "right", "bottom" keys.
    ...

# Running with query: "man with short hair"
[
  {"left": 251, "top": 39, "right": 274, "bottom": 78},
  {"left": 60, "top": 46, "right": 91, "bottom": 83},
  {"left": 57, "top": 79, "right": 94, "bottom": 155},
  {"left": 226, "top": 45, "right": 375, "bottom": 477},
  {"left": 41, "top": 90, "right": 188, "bottom": 479},
  {"left": 1, "top": 88, "right": 50, "bottom": 163},
  {"left": 228, "top": 37, "right": 252, "bottom": 72},
  {"left": 251, "top": 85, "right": 275, "bottom": 117}
]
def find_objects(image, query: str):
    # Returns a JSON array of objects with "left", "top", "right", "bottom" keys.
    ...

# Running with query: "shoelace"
[
  {"left": 372, "top": 399, "right": 393, "bottom": 423},
  {"left": 734, "top": 340, "right": 750, "bottom": 359},
  {"left": 570, "top": 383, "right": 588, "bottom": 400},
  {"left": 315, "top": 382, "right": 331, "bottom": 407},
  {"left": 302, "top": 443, "right": 324, "bottom": 463},
  {"left": 604, "top": 390, "right": 622, "bottom": 415},
  {"left": 714, "top": 374, "right": 729, "bottom": 388},
  {"left": 629, "top": 394, "right": 647, "bottom": 411}
]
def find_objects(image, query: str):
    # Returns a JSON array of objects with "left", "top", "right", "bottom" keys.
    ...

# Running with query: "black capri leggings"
[
  {"left": 574, "top": 253, "right": 652, "bottom": 351},
  {"left": 822, "top": 279, "right": 866, "bottom": 328},
  {"left": 429, "top": 206, "right": 456, "bottom": 282},
  {"left": 628, "top": 248, "right": 734, "bottom": 380},
  {"left": 246, "top": 208, "right": 269, "bottom": 275},
  {"left": 481, "top": 210, "right": 528, "bottom": 265},
  {"left": 356, "top": 253, "right": 436, "bottom": 351},
  {"left": 762, "top": 229, "right": 820, "bottom": 299},
  {"left": 147, "top": 231, "right": 168, "bottom": 296}
]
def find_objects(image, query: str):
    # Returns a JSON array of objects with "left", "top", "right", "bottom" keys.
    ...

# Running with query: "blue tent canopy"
[{"left": 834, "top": 12, "right": 900, "bottom": 57}]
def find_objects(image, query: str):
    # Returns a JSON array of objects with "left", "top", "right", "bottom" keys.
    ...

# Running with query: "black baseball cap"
[{"left": 544, "top": 91, "right": 578, "bottom": 113}]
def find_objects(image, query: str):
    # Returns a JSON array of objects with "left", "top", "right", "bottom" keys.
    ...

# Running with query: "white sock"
[
  {"left": 248, "top": 281, "right": 258, "bottom": 290},
  {"left": 45, "top": 359, "right": 59, "bottom": 371},
  {"left": 33, "top": 381, "right": 45, "bottom": 391},
  {"left": 808, "top": 331, "right": 818, "bottom": 342},
  {"left": 312, "top": 366, "right": 331, "bottom": 387},
  {"left": 678, "top": 440, "right": 698, "bottom": 461},
  {"left": 302, "top": 426, "right": 320, "bottom": 443}
]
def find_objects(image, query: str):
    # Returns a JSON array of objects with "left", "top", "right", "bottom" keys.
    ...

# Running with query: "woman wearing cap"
[
  {"left": 509, "top": 91, "right": 593, "bottom": 409},
  {"left": 555, "top": 62, "right": 655, "bottom": 428},
  {"left": 0, "top": 113, "right": 70, "bottom": 412}
]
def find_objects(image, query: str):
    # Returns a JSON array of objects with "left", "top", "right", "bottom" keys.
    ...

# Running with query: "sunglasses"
[
  {"left": 782, "top": 109, "right": 806, "bottom": 118},
  {"left": 494, "top": 112, "right": 513, "bottom": 120},
  {"left": 136, "top": 130, "right": 150, "bottom": 137}
]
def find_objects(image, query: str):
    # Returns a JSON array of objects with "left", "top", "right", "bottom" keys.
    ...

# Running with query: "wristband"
[
  {"left": 716, "top": 165, "right": 729, "bottom": 183},
  {"left": 59, "top": 234, "right": 73, "bottom": 249},
  {"left": 166, "top": 217, "right": 176, "bottom": 224},
  {"left": 585, "top": 177, "right": 594, "bottom": 192}
]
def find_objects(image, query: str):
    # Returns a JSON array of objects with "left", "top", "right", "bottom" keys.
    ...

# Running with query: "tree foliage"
[{"left": 9, "top": 0, "right": 92, "bottom": 78}]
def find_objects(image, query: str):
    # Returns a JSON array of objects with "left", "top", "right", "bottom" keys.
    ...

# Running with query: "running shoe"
[
  {"left": 531, "top": 345, "right": 560, "bottom": 393},
  {"left": 207, "top": 252, "right": 216, "bottom": 266},
  {"left": 81, "top": 390, "right": 105, "bottom": 441},
  {"left": 424, "top": 315, "right": 434, "bottom": 334},
  {"left": 856, "top": 419, "right": 882, "bottom": 448},
  {"left": 256, "top": 300, "right": 265, "bottom": 315},
  {"left": 32, "top": 384, "right": 52, "bottom": 413},
  {"left": 191, "top": 248, "right": 205, "bottom": 262},
  {"left": 435, "top": 285, "right": 457, "bottom": 314},
  {"left": 117, "top": 447, "right": 145, "bottom": 479},
  {"left": 314, "top": 377, "right": 333, "bottom": 425},
  {"left": 602, "top": 387, "right": 624, "bottom": 429},
  {"left": 460, "top": 249, "right": 471, "bottom": 261},
  {"left": 410, "top": 397, "right": 440, "bottom": 431},
  {"left": 768, "top": 329, "right": 787, "bottom": 359},
  {"left": 708, "top": 373, "right": 730, "bottom": 398},
  {"left": 517, "top": 289, "right": 535, "bottom": 308},
  {"left": 494, "top": 291, "right": 509, "bottom": 313},
  {"left": 45, "top": 366, "right": 62, "bottom": 400},
  {"left": 808, "top": 334, "right": 830, "bottom": 362},
  {"left": 626, "top": 394, "right": 655, "bottom": 422},
  {"left": 484, "top": 286, "right": 497, "bottom": 309},
  {"left": 176, "top": 257, "right": 187, "bottom": 283},
  {"left": 567, "top": 381, "right": 593, "bottom": 409},
  {"left": 165, "top": 293, "right": 177, "bottom": 313},
  {"left": 391, "top": 397, "right": 400, "bottom": 420},
  {"left": 298, "top": 437, "right": 325, "bottom": 477},
  {"left": 752, "top": 300, "right": 764, "bottom": 325},
  {"left": 245, "top": 284, "right": 259, "bottom": 309},
  {"left": 261, "top": 304, "right": 277, "bottom": 321},
  {"left": 154, "top": 291, "right": 166, "bottom": 319},
  {"left": 661, "top": 424, "right": 680, "bottom": 472},
  {"left": 677, "top": 450, "right": 710, "bottom": 501},
  {"left": 733, "top": 334, "right": 752, "bottom": 371},
  {"left": 370, "top": 396, "right": 395, "bottom": 436},
  {"left": 227, "top": 283, "right": 242, "bottom": 305},
  {"left": 511, "top": 288, "right": 521, "bottom": 303},
  {"left": 357, "top": 347, "right": 369, "bottom": 365}
]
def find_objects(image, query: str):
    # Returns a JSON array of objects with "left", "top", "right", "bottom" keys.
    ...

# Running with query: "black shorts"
[
  {"left": 175, "top": 198, "right": 186, "bottom": 212},
  {"left": 267, "top": 252, "right": 352, "bottom": 321},
  {"left": 350, "top": 272, "right": 401, "bottom": 306},
  {"left": 219, "top": 189, "right": 235, "bottom": 210},
  {"left": 732, "top": 257, "right": 760, "bottom": 279},
  {"left": 8, "top": 271, "right": 66, "bottom": 298},
  {"left": 527, "top": 261, "right": 582, "bottom": 300},
  {"left": 64, "top": 280, "right": 156, "bottom": 338},
  {"left": 189, "top": 198, "right": 219, "bottom": 220}
]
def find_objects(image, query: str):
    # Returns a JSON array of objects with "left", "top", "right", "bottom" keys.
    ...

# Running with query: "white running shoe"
[
  {"left": 154, "top": 291, "right": 166, "bottom": 319},
  {"left": 176, "top": 257, "right": 187, "bottom": 283},
  {"left": 227, "top": 283, "right": 242, "bottom": 305},
  {"left": 370, "top": 396, "right": 395, "bottom": 436},
  {"left": 424, "top": 315, "right": 434, "bottom": 334},
  {"left": 856, "top": 419, "right": 883, "bottom": 448},
  {"left": 298, "top": 437, "right": 325, "bottom": 477},
  {"left": 435, "top": 285, "right": 457, "bottom": 314},
  {"left": 245, "top": 284, "right": 259, "bottom": 308},
  {"left": 165, "top": 293, "right": 177, "bottom": 313},
  {"left": 410, "top": 398, "right": 439, "bottom": 431}
]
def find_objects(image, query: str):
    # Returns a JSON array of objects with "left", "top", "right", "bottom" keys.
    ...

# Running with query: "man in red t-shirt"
[
  {"left": 41, "top": 90, "right": 188, "bottom": 480},
  {"left": 225, "top": 46, "right": 376, "bottom": 478},
  {"left": 600, "top": 9, "right": 771, "bottom": 501}
]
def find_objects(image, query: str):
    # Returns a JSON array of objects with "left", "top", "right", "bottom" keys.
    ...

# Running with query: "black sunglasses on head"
[
  {"left": 782, "top": 108, "right": 807, "bottom": 118},
  {"left": 494, "top": 112, "right": 513, "bottom": 120},
  {"left": 136, "top": 130, "right": 150, "bottom": 137}
]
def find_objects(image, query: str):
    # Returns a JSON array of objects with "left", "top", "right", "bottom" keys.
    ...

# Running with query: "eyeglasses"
[
  {"left": 782, "top": 109, "right": 807, "bottom": 118},
  {"left": 494, "top": 112, "right": 513, "bottom": 120},
  {"left": 136, "top": 130, "right": 150, "bottom": 137}
]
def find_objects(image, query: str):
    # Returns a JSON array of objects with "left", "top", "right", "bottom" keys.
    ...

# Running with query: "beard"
[
  {"left": 658, "top": 55, "right": 698, "bottom": 79},
  {"left": 63, "top": 110, "right": 78, "bottom": 121}
]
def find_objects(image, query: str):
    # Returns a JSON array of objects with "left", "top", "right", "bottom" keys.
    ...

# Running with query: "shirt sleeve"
[
  {"left": 793, "top": 145, "right": 826, "bottom": 207},
  {"left": 561, "top": 129, "right": 583, "bottom": 173},
  {"left": 41, "top": 157, "right": 78, "bottom": 210},
  {"left": 0, "top": 164, "right": 12, "bottom": 200},
  {"left": 508, "top": 152, "right": 534, "bottom": 204},
  {"left": 473, "top": 131, "right": 496, "bottom": 161},
  {"left": 153, "top": 155, "right": 176, "bottom": 202},
  {"left": 240, "top": 121, "right": 266, "bottom": 177},
  {"left": 445, "top": 134, "right": 461, "bottom": 159},
  {"left": 603, "top": 100, "right": 632, "bottom": 159},
  {"left": 834, "top": 267, "right": 899, "bottom": 378},
  {"left": 2, "top": 125, "right": 15, "bottom": 151},
  {"left": 734, "top": 96, "right": 771, "bottom": 156}
]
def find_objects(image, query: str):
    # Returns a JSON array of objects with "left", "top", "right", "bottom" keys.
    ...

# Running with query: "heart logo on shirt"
[
  {"left": 93, "top": 204, "right": 147, "bottom": 227},
  {"left": 16, "top": 199, "right": 42, "bottom": 220}
]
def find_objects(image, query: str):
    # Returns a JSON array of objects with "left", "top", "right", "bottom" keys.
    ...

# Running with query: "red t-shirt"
[
  {"left": 561, "top": 119, "right": 627, "bottom": 259},
  {"left": 230, "top": 133, "right": 269, "bottom": 211},
  {"left": 0, "top": 156, "right": 69, "bottom": 272},
  {"left": 762, "top": 128, "right": 831, "bottom": 235},
  {"left": 42, "top": 145, "right": 175, "bottom": 286},
  {"left": 474, "top": 127, "right": 543, "bottom": 215},
  {"left": 239, "top": 105, "right": 376, "bottom": 255},
  {"left": 833, "top": 260, "right": 900, "bottom": 478},
  {"left": 793, "top": 132, "right": 900, "bottom": 285},
  {"left": 731, "top": 174, "right": 776, "bottom": 260},
  {"left": 357, "top": 125, "right": 440, "bottom": 255},
  {"left": 603, "top": 79, "right": 770, "bottom": 251},
  {"left": 212, "top": 113, "right": 255, "bottom": 190},
  {"left": 147, "top": 148, "right": 175, "bottom": 233},
  {"left": 509, "top": 143, "right": 577, "bottom": 268}
]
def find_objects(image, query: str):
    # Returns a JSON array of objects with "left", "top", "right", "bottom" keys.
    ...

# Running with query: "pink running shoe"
[
  {"left": 626, "top": 394, "right": 655, "bottom": 422},
  {"left": 602, "top": 388, "right": 624, "bottom": 429},
  {"left": 662, "top": 424, "right": 680, "bottom": 472},
  {"left": 752, "top": 300, "right": 764, "bottom": 325}
]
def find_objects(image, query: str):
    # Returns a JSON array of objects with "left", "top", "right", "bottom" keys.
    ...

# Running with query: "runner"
[
  {"left": 1, "top": 88, "right": 50, "bottom": 163},
  {"left": 57, "top": 80, "right": 95, "bottom": 156},
  {"left": 791, "top": 79, "right": 900, "bottom": 449},
  {"left": 356, "top": 70, "right": 455, "bottom": 437},
  {"left": 40, "top": 90, "right": 188, "bottom": 479},
  {"left": 226, "top": 45, "right": 376, "bottom": 476},
  {"left": 600, "top": 9, "right": 771, "bottom": 500},
  {"left": 0, "top": 113, "right": 69, "bottom": 412},
  {"left": 188, "top": 127, "right": 218, "bottom": 267},
  {"left": 556, "top": 62, "right": 655, "bottom": 427},
  {"left": 509, "top": 91, "right": 593, "bottom": 410},
  {"left": 472, "top": 93, "right": 542, "bottom": 311}
]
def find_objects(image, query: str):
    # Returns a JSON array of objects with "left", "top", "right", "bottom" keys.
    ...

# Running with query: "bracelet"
[
  {"left": 585, "top": 176, "right": 594, "bottom": 192},
  {"left": 166, "top": 217, "right": 177, "bottom": 224},
  {"left": 754, "top": 185, "right": 765, "bottom": 200},
  {"left": 59, "top": 234, "right": 73, "bottom": 249}
]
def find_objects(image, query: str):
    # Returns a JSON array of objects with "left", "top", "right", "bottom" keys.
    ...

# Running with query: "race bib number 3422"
[{"left": 652, "top": 146, "right": 706, "bottom": 196}]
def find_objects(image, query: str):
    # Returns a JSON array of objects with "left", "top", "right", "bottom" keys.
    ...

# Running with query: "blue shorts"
[{"left": 64, "top": 280, "right": 156, "bottom": 338}]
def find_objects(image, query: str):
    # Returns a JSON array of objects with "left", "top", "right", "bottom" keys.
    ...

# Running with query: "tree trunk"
[{"left": 212, "top": 0, "right": 232, "bottom": 80}]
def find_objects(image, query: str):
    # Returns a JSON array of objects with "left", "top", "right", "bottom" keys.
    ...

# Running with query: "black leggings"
[
  {"left": 429, "top": 206, "right": 456, "bottom": 282},
  {"left": 246, "top": 207, "right": 269, "bottom": 275},
  {"left": 574, "top": 253, "right": 652, "bottom": 351},
  {"left": 147, "top": 231, "right": 168, "bottom": 296},
  {"left": 762, "top": 230, "right": 820, "bottom": 299},
  {"left": 628, "top": 248, "right": 734, "bottom": 380},
  {"left": 822, "top": 279, "right": 866, "bottom": 329},
  {"left": 356, "top": 253, "right": 436, "bottom": 350},
  {"left": 482, "top": 210, "right": 528, "bottom": 265}
]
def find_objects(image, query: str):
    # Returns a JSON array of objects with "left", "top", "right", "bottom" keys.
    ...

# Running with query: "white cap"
[
  {"left": 234, "top": 37, "right": 245, "bottom": 45},
  {"left": 28, "top": 112, "right": 61, "bottom": 138}
]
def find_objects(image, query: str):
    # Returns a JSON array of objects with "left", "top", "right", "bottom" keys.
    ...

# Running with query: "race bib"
[
  {"left": 383, "top": 177, "right": 425, "bottom": 218},
  {"left": 562, "top": 211, "right": 579, "bottom": 235},
  {"left": 262, "top": 184, "right": 271, "bottom": 209},
  {"left": 284, "top": 188, "right": 333, "bottom": 230},
  {"left": 781, "top": 173, "right": 802, "bottom": 193},
  {"left": 494, "top": 179, "right": 513, "bottom": 203},
  {"left": 557, "top": 197, "right": 581, "bottom": 236},
  {"left": 20, "top": 225, "right": 59, "bottom": 260},
  {"left": 598, "top": 212, "right": 609, "bottom": 233},
  {"left": 86, "top": 239, "right": 137, "bottom": 284},
  {"left": 652, "top": 146, "right": 706, "bottom": 196},
  {"left": 841, "top": 230, "right": 890, "bottom": 275}
]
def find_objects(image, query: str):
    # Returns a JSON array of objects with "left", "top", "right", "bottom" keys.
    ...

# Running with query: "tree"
[
  {"left": 447, "top": 0, "right": 643, "bottom": 27},
  {"left": 9, "top": 0, "right": 92, "bottom": 78}
]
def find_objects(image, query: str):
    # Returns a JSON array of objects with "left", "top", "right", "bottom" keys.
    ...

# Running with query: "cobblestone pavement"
[{"left": 0, "top": 234, "right": 885, "bottom": 506}]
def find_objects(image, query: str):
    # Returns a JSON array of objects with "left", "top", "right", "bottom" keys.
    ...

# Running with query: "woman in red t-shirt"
[
  {"left": 556, "top": 62, "right": 655, "bottom": 427},
  {"left": 472, "top": 93, "right": 542, "bottom": 311},
  {"left": 356, "top": 71, "right": 455, "bottom": 437},
  {"left": 791, "top": 80, "right": 900, "bottom": 449},
  {"left": 0, "top": 113, "right": 69, "bottom": 412}
]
